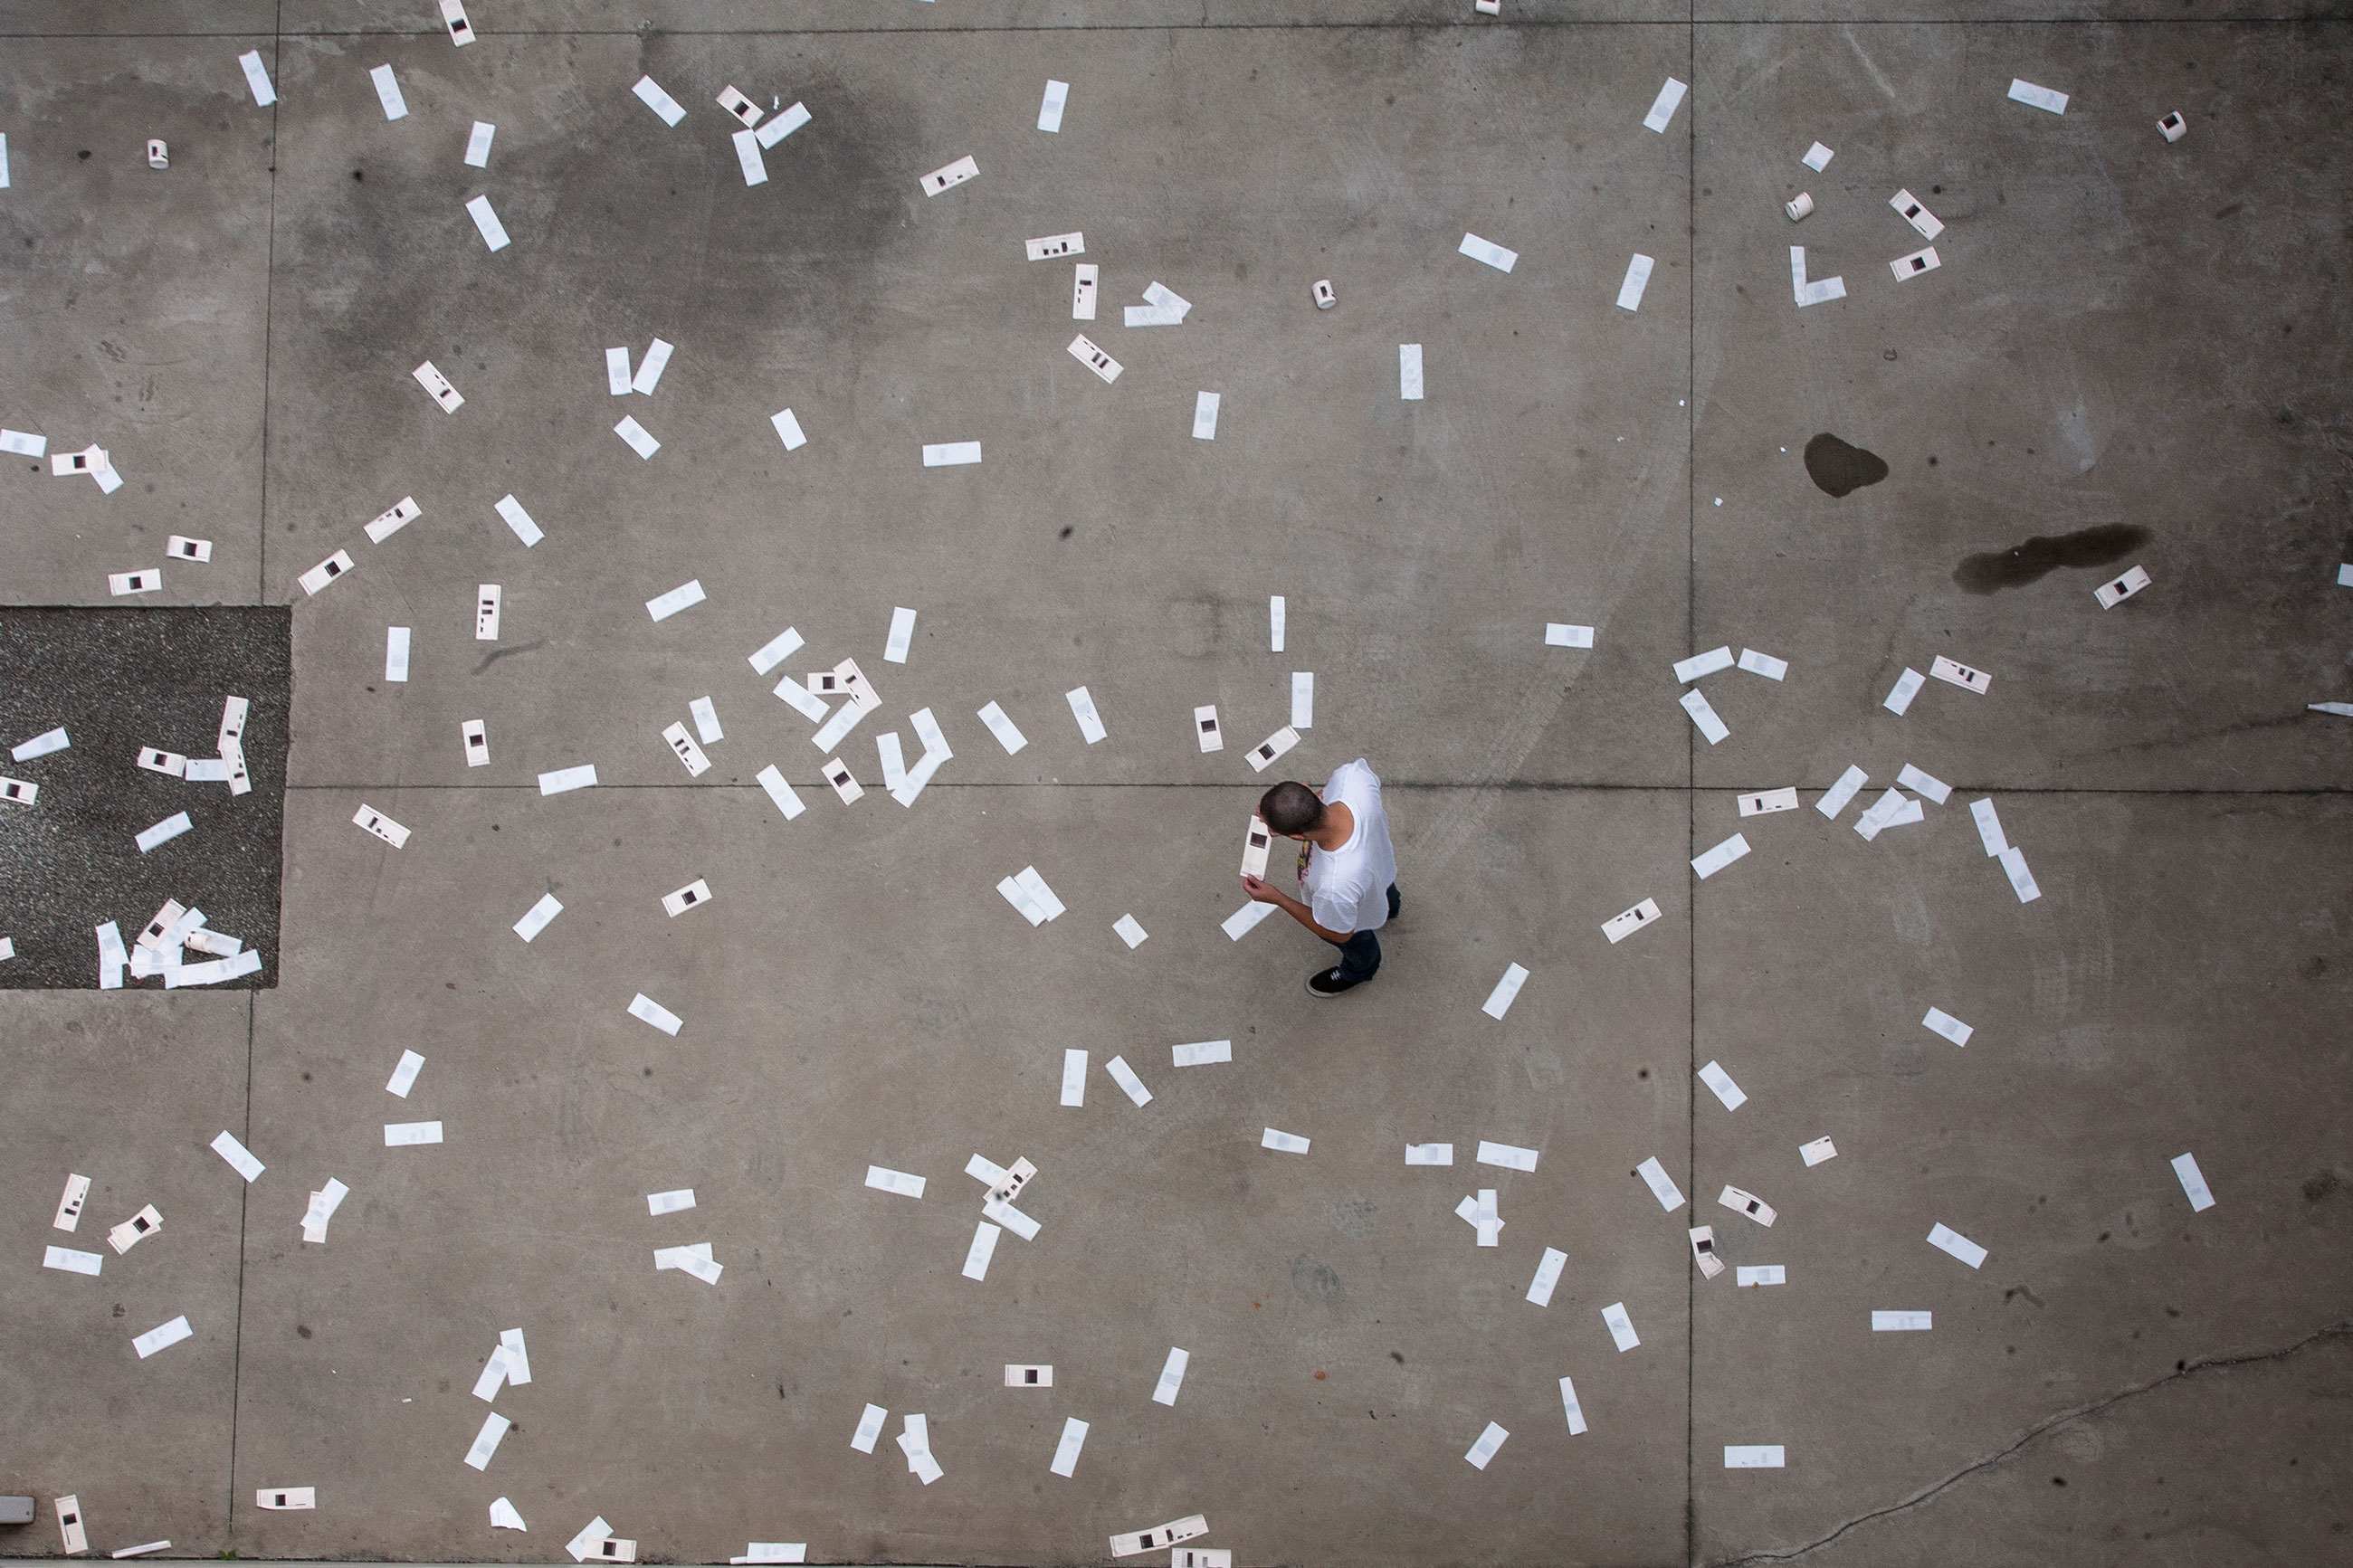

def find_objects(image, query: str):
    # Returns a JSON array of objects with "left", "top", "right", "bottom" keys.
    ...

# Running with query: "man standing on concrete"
[{"left": 1241, "top": 758, "right": 1400, "bottom": 997}]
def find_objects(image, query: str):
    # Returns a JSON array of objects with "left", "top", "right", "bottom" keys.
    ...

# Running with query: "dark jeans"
[{"left": 1329, "top": 884, "right": 1403, "bottom": 984}]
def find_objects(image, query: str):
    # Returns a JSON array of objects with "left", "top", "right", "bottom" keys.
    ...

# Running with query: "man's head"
[{"left": 1259, "top": 780, "right": 1324, "bottom": 838}]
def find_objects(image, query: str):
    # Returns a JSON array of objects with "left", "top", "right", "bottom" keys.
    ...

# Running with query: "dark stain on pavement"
[
  {"left": 1953, "top": 523, "right": 2152, "bottom": 594},
  {"left": 1804, "top": 433, "right": 1890, "bottom": 498}
]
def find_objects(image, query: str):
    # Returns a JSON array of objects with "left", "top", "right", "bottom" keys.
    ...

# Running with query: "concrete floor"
[{"left": 2, "top": 4, "right": 2349, "bottom": 1566}]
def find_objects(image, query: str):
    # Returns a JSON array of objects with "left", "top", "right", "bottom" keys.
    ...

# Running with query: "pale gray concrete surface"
[{"left": 1, "top": 5, "right": 2348, "bottom": 1568}]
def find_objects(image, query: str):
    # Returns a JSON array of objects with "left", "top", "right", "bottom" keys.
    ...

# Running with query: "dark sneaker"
[{"left": 1307, "top": 966, "right": 1365, "bottom": 998}]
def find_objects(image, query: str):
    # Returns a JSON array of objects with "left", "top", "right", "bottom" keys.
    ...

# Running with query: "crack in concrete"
[{"left": 1708, "top": 1321, "right": 2353, "bottom": 1567}]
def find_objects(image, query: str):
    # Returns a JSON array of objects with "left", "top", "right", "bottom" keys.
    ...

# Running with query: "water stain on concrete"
[
  {"left": 1804, "top": 433, "right": 1890, "bottom": 497},
  {"left": 1953, "top": 523, "right": 2152, "bottom": 594}
]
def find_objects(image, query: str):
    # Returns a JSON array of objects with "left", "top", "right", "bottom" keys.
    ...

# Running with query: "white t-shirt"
[{"left": 1302, "top": 758, "right": 1397, "bottom": 935}]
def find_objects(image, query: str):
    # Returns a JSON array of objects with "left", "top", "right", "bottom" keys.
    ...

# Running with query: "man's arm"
[{"left": 1240, "top": 875, "right": 1353, "bottom": 943}]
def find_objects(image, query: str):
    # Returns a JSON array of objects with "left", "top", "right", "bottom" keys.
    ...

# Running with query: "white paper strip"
[
  {"left": 1697, "top": 1060, "right": 1747, "bottom": 1110},
  {"left": 464, "top": 1412, "right": 510, "bottom": 1469},
  {"left": 1691, "top": 833, "right": 1750, "bottom": 879},
  {"left": 1476, "top": 1140, "right": 1538, "bottom": 1171},
  {"left": 1172, "top": 1040, "right": 1232, "bottom": 1068},
  {"left": 1998, "top": 844, "right": 2042, "bottom": 902},
  {"left": 1059, "top": 1048, "right": 1088, "bottom": 1107},
  {"left": 168, "top": 535, "right": 213, "bottom": 562},
  {"left": 134, "top": 1315, "right": 193, "bottom": 1358},
  {"left": 1069, "top": 334, "right": 1122, "bottom": 382},
  {"left": 1558, "top": 1374, "right": 1587, "bottom": 1434},
  {"left": 923, "top": 441, "right": 982, "bottom": 467},
  {"left": 494, "top": 494, "right": 542, "bottom": 546},
  {"left": 756, "top": 101, "right": 811, "bottom": 148},
  {"left": 1458, "top": 233, "right": 1519, "bottom": 272},
  {"left": 1642, "top": 77, "right": 1688, "bottom": 132},
  {"left": 378, "top": 1049, "right": 426, "bottom": 1098},
  {"left": 1674, "top": 646, "right": 1734, "bottom": 683},
  {"left": 1635, "top": 1155, "right": 1685, "bottom": 1211},
  {"left": 137, "top": 813, "right": 193, "bottom": 852},
  {"left": 1463, "top": 1421, "right": 1510, "bottom": 1469},
  {"left": 239, "top": 50, "right": 277, "bottom": 106},
  {"left": 881, "top": 606, "right": 918, "bottom": 665},
  {"left": 465, "top": 195, "right": 510, "bottom": 252},
  {"left": 1405, "top": 1143, "right": 1453, "bottom": 1165},
  {"left": 55, "top": 1173, "right": 90, "bottom": 1231},
  {"left": 1223, "top": 899, "right": 1279, "bottom": 939},
  {"left": 1545, "top": 622, "right": 1595, "bottom": 648},
  {"left": 1602, "top": 1302, "right": 1640, "bottom": 1351},
  {"left": 1616, "top": 254, "right": 1654, "bottom": 311},
  {"left": 1526, "top": 1247, "right": 1567, "bottom": 1306},
  {"left": 1291, "top": 671, "right": 1314, "bottom": 729},
  {"left": 1270, "top": 595, "right": 1286, "bottom": 651},
  {"left": 1072, "top": 262, "right": 1097, "bottom": 319},
  {"left": 747, "top": 629, "right": 804, "bottom": 677},
  {"left": 1399, "top": 343, "right": 1424, "bottom": 400},
  {"left": 1799, "top": 1136, "right": 1838, "bottom": 1166},
  {"left": 615, "top": 415, "right": 661, "bottom": 460},
  {"left": 1817, "top": 765, "right": 1868, "bottom": 818},
  {"left": 1739, "top": 787, "right": 1799, "bottom": 816},
  {"left": 465, "top": 120, "right": 495, "bottom": 167},
  {"left": 44, "top": 1245, "right": 103, "bottom": 1276},
  {"left": 563, "top": 1517, "right": 614, "bottom": 1563},
  {"left": 631, "top": 337, "right": 672, "bottom": 395},
  {"left": 2008, "top": 78, "right": 2069, "bottom": 114},
  {"left": 1106, "top": 1054, "right": 1152, "bottom": 1107},
  {"left": 365, "top": 64, "right": 406, "bottom": 119},
  {"left": 1736, "top": 1265, "right": 1786, "bottom": 1287},
  {"left": 628, "top": 993, "right": 682, "bottom": 1035},
  {"left": 1921, "top": 1007, "right": 1973, "bottom": 1046},
  {"left": 12, "top": 727, "right": 67, "bottom": 762},
  {"left": 0, "top": 429, "right": 44, "bottom": 457},
  {"left": 851, "top": 1404, "right": 887, "bottom": 1452},
  {"left": 1725, "top": 1445, "right": 1784, "bottom": 1468},
  {"left": 1890, "top": 245, "right": 1940, "bottom": 280},
  {"left": 962, "top": 1220, "right": 1001, "bottom": 1279},
  {"left": 1872, "top": 1310, "right": 1931, "bottom": 1331},
  {"left": 2172, "top": 1152, "right": 2215, "bottom": 1212},
  {"left": 1066, "top": 685, "right": 1108, "bottom": 743},
  {"left": 864, "top": 1166, "right": 926, "bottom": 1199},
  {"left": 1680, "top": 689, "right": 1729, "bottom": 744},
  {"left": 1262, "top": 1127, "right": 1310, "bottom": 1154},
  {"left": 1481, "top": 963, "right": 1529, "bottom": 1019},
  {"left": 966, "top": 700, "right": 1027, "bottom": 756},
  {"left": 1037, "top": 79, "right": 1069, "bottom": 131},
  {"left": 1882, "top": 668, "right": 1925, "bottom": 714},
  {"left": 732, "top": 129, "right": 768, "bottom": 186},
  {"left": 1926, "top": 1222, "right": 1986, "bottom": 1269},
  {"left": 1968, "top": 798, "right": 2007, "bottom": 856},
  {"left": 1049, "top": 1416, "right": 1090, "bottom": 1477},
  {"left": 1192, "top": 390, "right": 1221, "bottom": 440},
  {"left": 742, "top": 764, "right": 802, "bottom": 821},
  {"left": 384, "top": 1121, "right": 443, "bottom": 1146},
  {"left": 383, "top": 626, "right": 411, "bottom": 682},
  {"left": 633, "top": 75, "right": 686, "bottom": 125},
  {"left": 1602, "top": 897, "right": 1662, "bottom": 945},
  {"left": 538, "top": 765, "right": 597, "bottom": 796},
  {"left": 643, "top": 579, "right": 704, "bottom": 623},
  {"left": 210, "top": 1130, "right": 265, "bottom": 1182}
]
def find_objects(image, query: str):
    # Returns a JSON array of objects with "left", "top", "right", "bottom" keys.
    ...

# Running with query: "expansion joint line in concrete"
[
  {"left": 273, "top": 782, "right": 2353, "bottom": 797},
  {"left": 1682, "top": 5, "right": 1700, "bottom": 1563},
  {"left": 1706, "top": 1321, "right": 2353, "bottom": 1567},
  {"left": 225, "top": 986, "right": 258, "bottom": 1537},
  {"left": 19, "top": 17, "right": 2344, "bottom": 37}
]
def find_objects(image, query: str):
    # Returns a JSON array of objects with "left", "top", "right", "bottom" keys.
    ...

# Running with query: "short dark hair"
[{"left": 1259, "top": 781, "right": 1323, "bottom": 836}]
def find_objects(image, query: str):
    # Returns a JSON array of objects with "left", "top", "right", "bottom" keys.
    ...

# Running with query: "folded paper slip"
[
  {"left": 1739, "top": 787, "right": 1799, "bottom": 817},
  {"left": 1109, "top": 1516, "right": 1208, "bottom": 1558},
  {"left": 1458, "top": 233, "right": 1518, "bottom": 271}
]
